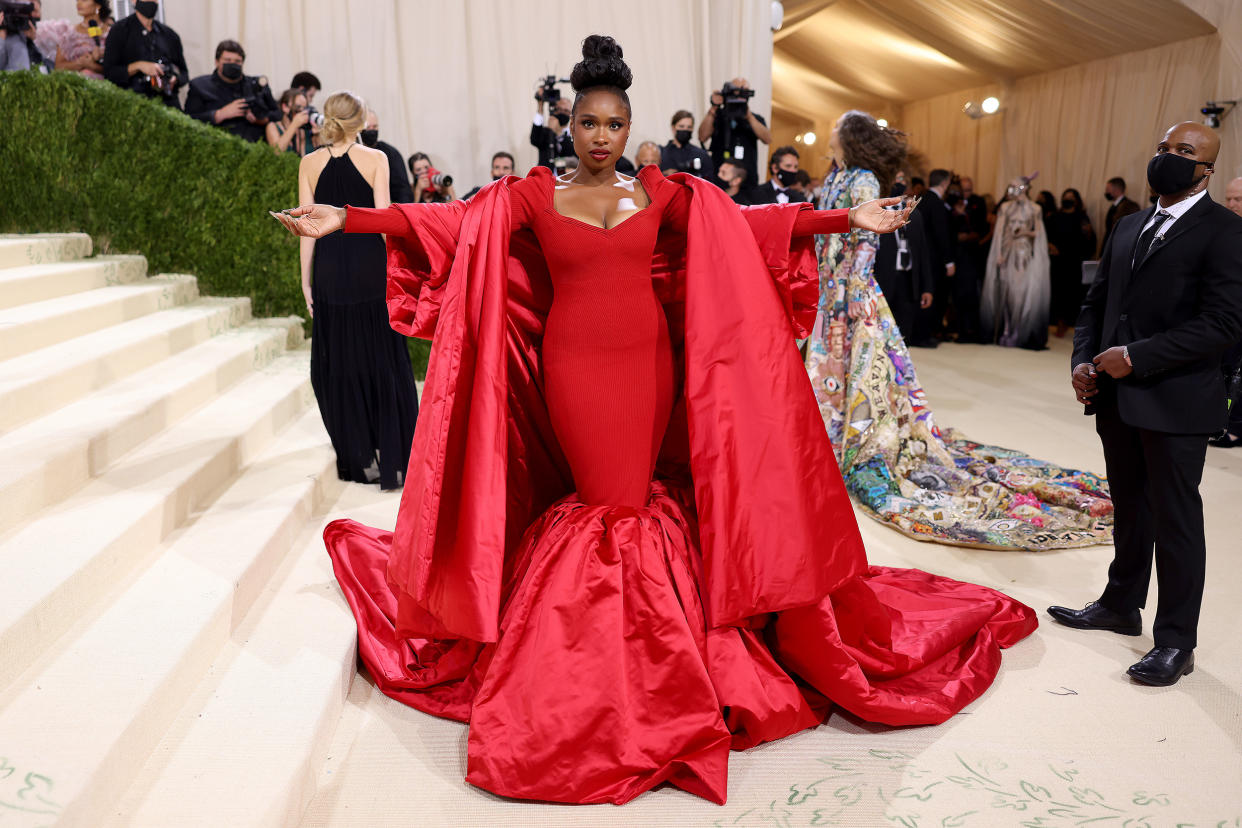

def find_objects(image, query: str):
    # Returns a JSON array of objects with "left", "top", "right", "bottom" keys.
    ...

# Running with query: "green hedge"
[{"left": 0, "top": 71, "right": 431, "bottom": 377}]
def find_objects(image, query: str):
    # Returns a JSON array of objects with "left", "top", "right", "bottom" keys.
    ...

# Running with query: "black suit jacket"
[
  {"left": 1073, "top": 195, "right": 1242, "bottom": 433},
  {"left": 874, "top": 209, "right": 933, "bottom": 302},
  {"left": 375, "top": 140, "right": 414, "bottom": 204},
  {"left": 1101, "top": 196, "right": 1141, "bottom": 254},
  {"left": 739, "top": 181, "right": 807, "bottom": 205},
  {"left": 915, "top": 189, "right": 953, "bottom": 276}
]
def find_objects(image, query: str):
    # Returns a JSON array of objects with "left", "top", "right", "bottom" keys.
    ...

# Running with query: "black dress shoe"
[
  {"left": 1046, "top": 601, "right": 1142, "bottom": 636},
  {"left": 1128, "top": 647, "right": 1194, "bottom": 686}
]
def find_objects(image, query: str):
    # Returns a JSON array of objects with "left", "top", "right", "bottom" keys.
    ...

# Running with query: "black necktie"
[{"left": 1134, "top": 209, "right": 1171, "bottom": 267}]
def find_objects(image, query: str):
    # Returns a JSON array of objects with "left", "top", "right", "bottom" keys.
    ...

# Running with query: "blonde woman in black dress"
[{"left": 297, "top": 90, "right": 419, "bottom": 489}]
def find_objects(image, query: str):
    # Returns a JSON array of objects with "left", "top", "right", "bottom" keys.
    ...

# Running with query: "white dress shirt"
[{"left": 1140, "top": 188, "right": 1207, "bottom": 237}]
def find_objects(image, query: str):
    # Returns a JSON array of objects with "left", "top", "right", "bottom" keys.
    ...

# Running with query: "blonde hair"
[{"left": 320, "top": 90, "right": 367, "bottom": 145}]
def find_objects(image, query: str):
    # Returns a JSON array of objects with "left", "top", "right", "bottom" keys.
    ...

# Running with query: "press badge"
[
  {"left": 734, "top": 146, "right": 745, "bottom": 160},
  {"left": 693, "top": 157, "right": 701, "bottom": 170}
]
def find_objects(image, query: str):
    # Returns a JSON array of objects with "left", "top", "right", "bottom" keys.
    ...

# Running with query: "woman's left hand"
[{"left": 849, "top": 197, "right": 914, "bottom": 234}]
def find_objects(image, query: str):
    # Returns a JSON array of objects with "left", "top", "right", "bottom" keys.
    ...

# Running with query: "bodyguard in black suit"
[
  {"left": 874, "top": 209, "right": 933, "bottom": 338},
  {"left": 1050, "top": 122, "right": 1242, "bottom": 686},
  {"left": 911, "top": 169, "right": 954, "bottom": 346}
]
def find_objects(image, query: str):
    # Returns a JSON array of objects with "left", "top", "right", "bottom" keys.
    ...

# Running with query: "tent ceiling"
[{"left": 774, "top": 0, "right": 1217, "bottom": 115}]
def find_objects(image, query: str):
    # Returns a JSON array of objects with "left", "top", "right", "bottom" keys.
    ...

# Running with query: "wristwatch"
[{"left": 1122, "top": 345, "right": 1132, "bottom": 367}]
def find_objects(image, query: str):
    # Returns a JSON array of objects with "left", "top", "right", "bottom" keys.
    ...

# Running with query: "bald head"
[
  {"left": 635, "top": 141, "right": 662, "bottom": 169},
  {"left": 1161, "top": 121, "right": 1220, "bottom": 163},
  {"left": 1226, "top": 176, "right": 1242, "bottom": 218}
]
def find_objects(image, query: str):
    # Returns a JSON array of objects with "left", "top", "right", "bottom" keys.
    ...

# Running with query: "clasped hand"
[{"left": 1072, "top": 346, "right": 1131, "bottom": 405}]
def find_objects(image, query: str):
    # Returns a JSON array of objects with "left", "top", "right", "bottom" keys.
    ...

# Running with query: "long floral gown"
[{"left": 804, "top": 165, "right": 1111, "bottom": 551}]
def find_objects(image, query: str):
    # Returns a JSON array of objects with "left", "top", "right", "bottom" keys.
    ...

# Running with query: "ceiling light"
[
  {"left": 794, "top": 133, "right": 803, "bottom": 143},
  {"left": 982, "top": 96, "right": 1000, "bottom": 114},
  {"left": 803, "top": 131, "right": 816, "bottom": 145},
  {"left": 876, "top": 118, "right": 888, "bottom": 128}
]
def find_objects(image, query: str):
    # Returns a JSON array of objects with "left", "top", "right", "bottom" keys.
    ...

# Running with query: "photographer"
[
  {"left": 408, "top": 152, "right": 456, "bottom": 203},
  {"left": 660, "top": 109, "right": 713, "bottom": 179},
  {"left": 362, "top": 108, "right": 414, "bottom": 204},
  {"left": 101, "top": 0, "right": 187, "bottom": 108},
  {"left": 266, "top": 88, "right": 313, "bottom": 156},
  {"left": 1, "top": 0, "right": 49, "bottom": 72},
  {"left": 531, "top": 86, "right": 574, "bottom": 170},
  {"left": 185, "top": 39, "right": 279, "bottom": 143},
  {"left": 698, "top": 77, "right": 771, "bottom": 187}
]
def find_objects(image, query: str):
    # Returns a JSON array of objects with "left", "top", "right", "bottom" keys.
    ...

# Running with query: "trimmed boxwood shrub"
[{"left": 0, "top": 71, "right": 431, "bottom": 377}]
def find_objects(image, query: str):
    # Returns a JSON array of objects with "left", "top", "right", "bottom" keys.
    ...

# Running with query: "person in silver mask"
[{"left": 1053, "top": 121, "right": 1242, "bottom": 687}]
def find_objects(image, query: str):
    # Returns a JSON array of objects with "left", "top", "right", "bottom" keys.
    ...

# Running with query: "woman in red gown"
[{"left": 276, "top": 35, "right": 1037, "bottom": 806}]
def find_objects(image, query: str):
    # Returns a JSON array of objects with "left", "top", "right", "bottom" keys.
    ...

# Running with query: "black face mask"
[
  {"left": 890, "top": 183, "right": 907, "bottom": 197},
  {"left": 553, "top": 111, "right": 570, "bottom": 127},
  {"left": 1103, "top": 190, "right": 1114, "bottom": 202},
  {"left": 674, "top": 129, "right": 692, "bottom": 145},
  {"left": 776, "top": 168, "right": 798, "bottom": 187},
  {"left": 360, "top": 129, "right": 379, "bottom": 147},
  {"left": 1061, "top": 198, "right": 1076, "bottom": 210},
  {"left": 135, "top": 1, "right": 159, "bottom": 18},
  {"left": 220, "top": 62, "right": 243, "bottom": 81},
  {"left": 1147, "top": 152, "right": 1207, "bottom": 196}
]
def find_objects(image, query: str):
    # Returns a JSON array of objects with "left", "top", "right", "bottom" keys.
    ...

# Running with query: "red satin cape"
[{"left": 325, "top": 172, "right": 1037, "bottom": 805}]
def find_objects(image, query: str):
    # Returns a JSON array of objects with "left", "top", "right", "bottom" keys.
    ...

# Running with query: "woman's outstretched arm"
[{"left": 789, "top": 196, "right": 914, "bottom": 237}]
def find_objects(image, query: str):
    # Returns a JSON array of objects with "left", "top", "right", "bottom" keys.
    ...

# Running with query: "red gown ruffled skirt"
[{"left": 324, "top": 167, "right": 1037, "bottom": 805}]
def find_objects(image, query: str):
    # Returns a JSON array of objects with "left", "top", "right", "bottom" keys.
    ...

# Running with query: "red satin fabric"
[{"left": 326, "top": 169, "right": 1037, "bottom": 805}]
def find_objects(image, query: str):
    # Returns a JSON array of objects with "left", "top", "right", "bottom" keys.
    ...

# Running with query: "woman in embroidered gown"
[
  {"left": 275, "top": 37, "right": 1036, "bottom": 806},
  {"left": 806, "top": 112, "right": 1110, "bottom": 551}
]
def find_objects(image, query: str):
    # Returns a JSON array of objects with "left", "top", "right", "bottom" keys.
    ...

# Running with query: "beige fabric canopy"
[{"left": 773, "top": 0, "right": 1238, "bottom": 234}]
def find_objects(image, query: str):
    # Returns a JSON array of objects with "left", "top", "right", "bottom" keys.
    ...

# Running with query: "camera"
[
  {"left": 720, "top": 81, "right": 755, "bottom": 119},
  {"left": 0, "top": 0, "right": 35, "bottom": 34},
  {"left": 427, "top": 169, "right": 453, "bottom": 191},
  {"left": 146, "top": 58, "right": 179, "bottom": 98},
  {"left": 535, "top": 75, "right": 568, "bottom": 105},
  {"left": 239, "top": 75, "right": 270, "bottom": 115},
  {"left": 1201, "top": 100, "right": 1235, "bottom": 129}
]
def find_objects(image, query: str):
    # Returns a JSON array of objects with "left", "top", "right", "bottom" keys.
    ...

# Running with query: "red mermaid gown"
[{"left": 325, "top": 166, "right": 1037, "bottom": 805}]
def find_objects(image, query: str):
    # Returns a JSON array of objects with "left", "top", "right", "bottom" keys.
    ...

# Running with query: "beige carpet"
[{"left": 300, "top": 336, "right": 1242, "bottom": 827}]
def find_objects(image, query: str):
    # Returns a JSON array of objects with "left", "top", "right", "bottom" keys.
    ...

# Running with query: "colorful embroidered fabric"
[{"left": 804, "top": 165, "right": 1112, "bottom": 551}]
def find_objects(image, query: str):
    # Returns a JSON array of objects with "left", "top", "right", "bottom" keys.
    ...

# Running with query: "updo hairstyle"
[
  {"left": 320, "top": 90, "right": 367, "bottom": 145},
  {"left": 569, "top": 35, "right": 633, "bottom": 117}
]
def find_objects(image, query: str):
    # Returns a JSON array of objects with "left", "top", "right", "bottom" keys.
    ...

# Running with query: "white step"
[
  {"left": 0, "top": 232, "right": 92, "bottom": 269},
  {"left": 0, "top": 296, "right": 250, "bottom": 433},
  {"left": 0, "top": 352, "right": 313, "bottom": 691},
  {"left": 107, "top": 483, "right": 380, "bottom": 828},
  {"left": 0, "top": 274, "right": 197, "bottom": 360},
  {"left": 0, "top": 404, "right": 339, "bottom": 828},
  {"left": 0, "top": 320, "right": 300, "bottom": 537},
  {"left": 0, "top": 255, "right": 147, "bottom": 310}
]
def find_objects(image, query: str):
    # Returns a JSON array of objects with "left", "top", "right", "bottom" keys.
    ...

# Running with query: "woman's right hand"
[
  {"left": 271, "top": 205, "right": 346, "bottom": 238},
  {"left": 289, "top": 109, "right": 310, "bottom": 129}
]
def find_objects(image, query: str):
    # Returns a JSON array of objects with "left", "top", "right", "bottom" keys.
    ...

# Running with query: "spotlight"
[
  {"left": 982, "top": 96, "right": 1000, "bottom": 114},
  {"left": 803, "top": 131, "right": 817, "bottom": 145},
  {"left": 1201, "top": 100, "right": 1236, "bottom": 128},
  {"left": 963, "top": 101, "right": 982, "bottom": 120},
  {"left": 794, "top": 133, "right": 803, "bottom": 143},
  {"left": 876, "top": 118, "right": 889, "bottom": 128}
]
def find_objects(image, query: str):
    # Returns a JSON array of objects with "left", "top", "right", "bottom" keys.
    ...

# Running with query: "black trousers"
[{"left": 1095, "top": 400, "right": 1210, "bottom": 649}]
